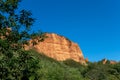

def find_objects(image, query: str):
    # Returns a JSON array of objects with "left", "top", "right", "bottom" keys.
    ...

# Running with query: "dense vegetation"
[
  {"left": 15, "top": 50, "right": 120, "bottom": 80},
  {"left": 0, "top": 0, "right": 120, "bottom": 80},
  {"left": 0, "top": 0, "right": 45, "bottom": 79}
]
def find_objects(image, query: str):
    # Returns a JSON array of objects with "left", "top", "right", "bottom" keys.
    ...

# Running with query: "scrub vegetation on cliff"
[{"left": 0, "top": 0, "right": 120, "bottom": 80}]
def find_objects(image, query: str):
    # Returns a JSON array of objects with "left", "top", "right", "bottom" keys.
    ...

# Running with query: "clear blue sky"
[{"left": 19, "top": 0, "right": 120, "bottom": 62}]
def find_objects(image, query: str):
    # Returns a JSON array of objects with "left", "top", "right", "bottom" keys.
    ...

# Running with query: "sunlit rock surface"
[{"left": 25, "top": 33, "right": 86, "bottom": 64}]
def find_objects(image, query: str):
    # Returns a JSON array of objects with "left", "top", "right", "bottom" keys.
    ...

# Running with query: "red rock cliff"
[{"left": 25, "top": 33, "right": 86, "bottom": 64}]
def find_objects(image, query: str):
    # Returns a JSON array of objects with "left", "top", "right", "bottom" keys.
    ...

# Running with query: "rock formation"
[
  {"left": 25, "top": 33, "right": 86, "bottom": 64},
  {"left": 102, "top": 59, "right": 117, "bottom": 64},
  {"left": 103, "top": 59, "right": 107, "bottom": 64},
  {"left": 110, "top": 60, "right": 117, "bottom": 64}
]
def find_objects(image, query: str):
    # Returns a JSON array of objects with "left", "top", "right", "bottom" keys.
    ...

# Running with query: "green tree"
[{"left": 0, "top": 0, "right": 45, "bottom": 79}]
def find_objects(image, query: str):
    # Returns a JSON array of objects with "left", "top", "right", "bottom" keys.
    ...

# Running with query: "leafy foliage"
[
  {"left": 0, "top": 0, "right": 45, "bottom": 80},
  {"left": 0, "top": 0, "right": 120, "bottom": 80}
]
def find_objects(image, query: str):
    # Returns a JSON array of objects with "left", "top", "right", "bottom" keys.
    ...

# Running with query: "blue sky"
[{"left": 20, "top": 0, "right": 120, "bottom": 62}]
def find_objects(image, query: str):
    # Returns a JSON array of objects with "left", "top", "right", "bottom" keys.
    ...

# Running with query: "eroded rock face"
[
  {"left": 25, "top": 33, "right": 86, "bottom": 64},
  {"left": 102, "top": 59, "right": 117, "bottom": 64}
]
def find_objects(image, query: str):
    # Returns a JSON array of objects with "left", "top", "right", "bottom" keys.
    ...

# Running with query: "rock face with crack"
[{"left": 25, "top": 33, "right": 86, "bottom": 64}]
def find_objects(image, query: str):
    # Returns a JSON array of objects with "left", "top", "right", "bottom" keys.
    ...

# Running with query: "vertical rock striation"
[{"left": 25, "top": 33, "right": 86, "bottom": 64}]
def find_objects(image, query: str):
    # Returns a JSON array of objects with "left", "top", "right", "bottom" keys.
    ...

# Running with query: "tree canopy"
[{"left": 0, "top": 0, "right": 45, "bottom": 79}]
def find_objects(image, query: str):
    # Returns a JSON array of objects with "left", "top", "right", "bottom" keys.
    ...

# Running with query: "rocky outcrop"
[
  {"left": 102, "top": 59, "right": 117, "bottom": 64},
  {"left": 85, "top": 58, "right": 89, "bottom": 63},
  {"left": 110, "top": 61, "right": 117, "bottom": 64},
  {"left": 25, "top": 33, "right": 86, "bottom": 64}
]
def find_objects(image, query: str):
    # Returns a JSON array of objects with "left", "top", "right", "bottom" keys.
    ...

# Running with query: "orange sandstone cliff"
[{"left": 25, "top": 33, "right": 86, "bottom": 64}]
